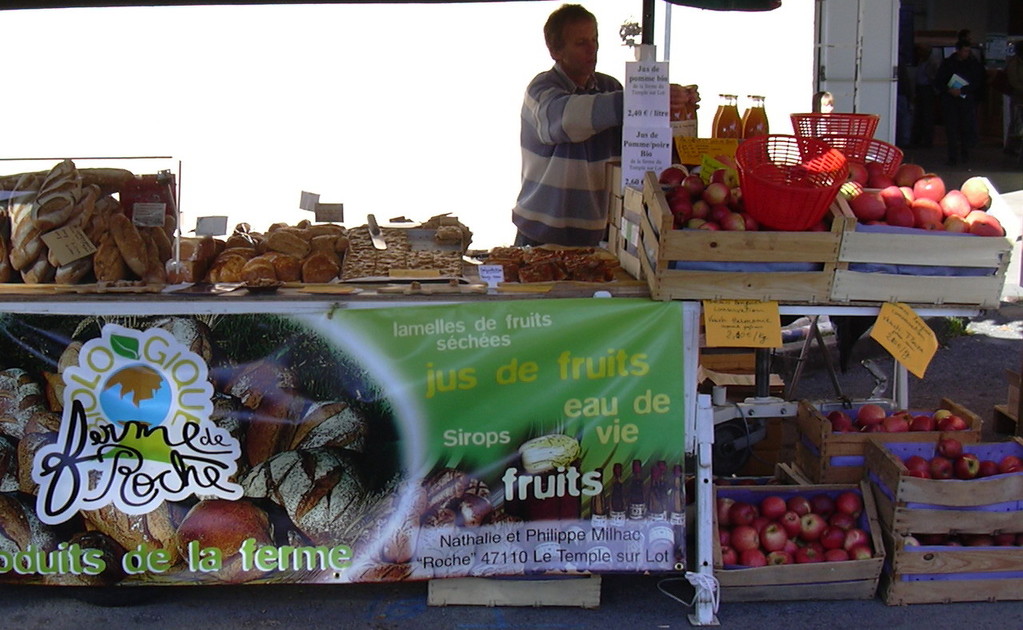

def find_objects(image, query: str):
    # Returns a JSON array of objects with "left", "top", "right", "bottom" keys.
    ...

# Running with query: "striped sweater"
[{"left": 512, "top": 64, "right": 623, "bottom": 246}]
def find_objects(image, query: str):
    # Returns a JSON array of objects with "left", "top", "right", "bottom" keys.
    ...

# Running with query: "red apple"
[
  {"left": 728, "top": 501, "right": 757, "bottom": 527},
  {"left": 739, "top": 212, "right": 759, "bottom": 231},
  {"left": 937, "top": 437, "right": 964, "bottom": 459},
  {"left": 893, "top": 162, "right": 926, "bottom": 187},
  {"left": 843, "top": 528, "right": 870, "bottom": 551},
  {"left": 719, "top": 529, "right": 730, "bottom": 547},
  {"left": 824, "top": 548, "right": 850, "bottom": 562},
  {"left": 703, "top": 182, "right": 731, "bottom": 206},
  {"left": 827, "top": 410, "right": 854, "bottom": 432},
  {"left": 856, "top": 403, "right": 887, "bottom": 426},
  {"left": 904, "top": 455, "right": 931, "bottom": 477},
  {"left": 759, "top": 522, "right": 789, "bottom": 552},
  {"left": 786, "top": 496, "right": 811, "bottom": 517},
  {"left": 835, "top": 491, "right": 863, "bottom": 518},
  {"left": 913, "top": 173, "right": 946, "bottom": 203},
  {"left": 691, "top": 199, "right": 710, "bottom": 220},
  {"left": 937, "top": 414, "right": 969, "bottom": 432},
  {"left": 909, "top": 415, "right": 935, "bottom": 432},
  {"left": 944, "top": 215, "right": 970, "bottom": 233},
  {"left": 794, "top": 546, "right": 823, "bottom": 564},
  {"left": 849, "top": 190, "right": 886, "bottom": 222},
  {"left": 939, "top": 189, "right": 972, "bottom": 219},
  {"left": 819, "top": 526, "right": 847, "bottom": 550},
  {"left": 960, "top": 176, "right": 991, "bottom": 209},
  {"left": 778, "top": 510, "right": 803, "bottom": 538},
  {"left": 799, "top": 513, "right": 827, "bottom": 542},
  {"left": 680, "top": 174, "right": 705, "bottom": 199},
  {"left": 720, "top": 545, "right": 738, "bottom": 565},
  {"left": 828, "top": 511, "right": 857, "bottom": 531},
  {"left": 759, "top": 495, "right": 788, "bottom": 521},
  {"left": 883, "top": 415, "right": 910, "bottom": 433},
  {"left": 993, "top": 533, "right": 1017, "bottom": 546},
  {"left": 846, "top": 162, "right": 869, "bottom": 186},
  {"left": 929, "top": 455, "right": 954, "bottom": 480},
  {"left": 954, "top": 453, "right": 981, "bottom": 479},
  {"left": 840, "top": 180, "right": 864, "bottom": 201},
  {"left": 998, "top": 455, "right": 1023, "bottom": 474},
  {"left": 880, "top": 185, "right": 910, "bottom": 210},
  {"left": 719, "top": 210, "right": 747, "bottom": 231},
  {"left": 766, "top": 550, "right": 793, "bottom": 565},
  {"left": 911, "top": 198, "right": 944, "bottom": 229},
  {"left": 867, "top": 172, "right": 895, "bottom": 189},
  {"left": 809, "top": 494, "right": 835, "bottom": 517},
  {"left": 965, "top": 210, "right": 1006, "bottom": 237},
  {"left": 846, "top": 543, "right": 873, "bottom": 560},
  {"left": 978, "top": 460, "right": 999, "bottom": 478},
  {"left": 886, "top": 202, "right": 916, "bottom": 228},
  {"left": 962, "top": 534, "right": 995, "bottom": 547},
  {"left": 739, "top": 548, "right": 767, "bottom": 567},
  {"left": 730, "top": 524, "right": 760, "bottom": 552},
  {"left": 686, "top": 218, "right": 707, "bottom": 230},
  {"left": 917, "top": 533, "right": 947, "bottom": 545},
  {"left": 659, "top": 166, "right": 687, "bottom": 187},
  {"left": 698, "top": 221, "right": 721, "bottom": 231}
]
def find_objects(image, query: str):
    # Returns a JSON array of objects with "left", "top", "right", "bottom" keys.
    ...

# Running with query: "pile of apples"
[
  {"left": 840, "top": 161, "right": 1005, "bottom": 237},
  {"left": 826, "top": 403, "right": 970, "bottom": 434},
  {"left": 716, "top": 491, "right": 874, "bottom": 567},
  {"left": 899, "top": 436, "right": 1023, "bottom": 480},
  {"left": 659, "top": 166, "right": 760, "bottom": 232}
]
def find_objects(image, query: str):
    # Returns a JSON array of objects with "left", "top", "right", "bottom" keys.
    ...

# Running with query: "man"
[
  {"left": 935, "top": 39, "right": 986, "bottom": 166},
  {"left": 512, "top": 4, "right": 688, "bottom": 247}
]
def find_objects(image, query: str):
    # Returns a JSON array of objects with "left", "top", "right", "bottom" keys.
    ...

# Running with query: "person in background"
[
  {"left": 512, "top": 3, "right": 689, "bottom": 247},
  {"left": 1005, "top": 41, "right": 1023, "bottom": 155},
  {"left": 911, "top": 44, "right": 939, "bottom": 148},
  {"left": 935, "top": 39, "right": 986, "bottom": 166},
  {"left": 811, "top": 91, "right": 834, "bottom": 114}
]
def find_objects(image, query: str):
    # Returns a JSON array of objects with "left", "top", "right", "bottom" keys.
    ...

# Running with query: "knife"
[{"left": 367, "top": 213, "right": 387, "bottom": 250}]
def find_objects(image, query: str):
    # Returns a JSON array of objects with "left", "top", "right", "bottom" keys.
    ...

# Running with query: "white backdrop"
[{"left": 3, "top": 1, "right": 814, "bottom": 249}]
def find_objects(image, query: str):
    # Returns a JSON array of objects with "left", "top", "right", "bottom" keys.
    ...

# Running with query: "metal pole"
[{"left": 642, "top": 0, "right": 655, "bottom": 45}]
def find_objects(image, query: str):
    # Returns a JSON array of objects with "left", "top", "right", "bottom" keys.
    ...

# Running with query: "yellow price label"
[
  {"left": 869, "top": 302, "right": 938, "bottom": 379},
  {"left": 673, "top": 137, "right": 738, "bottom": 169},
  {"left": 703, "top": 300, "right": 782, "bottom": 348}
]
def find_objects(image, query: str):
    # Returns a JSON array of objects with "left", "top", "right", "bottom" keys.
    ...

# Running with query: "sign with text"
[
  {"left": 40, "top": 225, "right": 96, "bottom": 266},
  {"left": 703, "top": 300, "right": 782, "bottom": 348},
  {"left": 3, "top": 300, "right": 687, "bottom": 587},
  {"left": 621, "top": 60, "right": 671, "bottom": 191},
  {"left": 870, "top": 302, "right": 938, "bottom": 378}
]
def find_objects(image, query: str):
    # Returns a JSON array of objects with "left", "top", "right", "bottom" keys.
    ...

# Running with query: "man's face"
[{"left": 552, "top": 19, "right": 598, "bottom": 87}]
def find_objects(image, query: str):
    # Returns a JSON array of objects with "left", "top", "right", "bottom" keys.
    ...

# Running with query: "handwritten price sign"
[
  {"left": 869, "top": 302, "right": 938, "bottom": 378},
  {"left": 703, "top": 300, "right": 782, "bottom": 348}
]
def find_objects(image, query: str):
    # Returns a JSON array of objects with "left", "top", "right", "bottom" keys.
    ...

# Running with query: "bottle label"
[
  {"left": 649, "top": 509, "right": 667, "bottom": 521},
  {"left": 670, "top": 119, "right": 697, "bottom": 138},
  {"left": 591, "top": 514, "right": 608, "bottom": 527},
  {"left": 610, "top": 510, "right": 627, "bottom": 527},
  {"left": 628, "top": 503, "right": 647, "bottom": 520},
  {"left": 670, "top": 511, "right": 685, "bottom": 526}
]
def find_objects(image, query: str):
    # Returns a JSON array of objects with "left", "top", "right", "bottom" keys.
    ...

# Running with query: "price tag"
[
  {"left": 870, "top": 302, "right": 937, "bottom": 378},
  {"left": 195, "top": 216, "right": 229, "bottom": 236},
  {"left": 702, "top": 300, "right": 782, "bottom": 348},
  {"left": 299, "top": 191, "right": 320, "bottom": 212},
  {"left": 132, "top": 202, "right": 166, "bottom": 227},
  {"left": 477, "top": 264, "right": 505, "bottom": 288},
  {"left": 673, "top": 137, "right": 739, "bottom": 168},
  {"left": 314, "top": 203, "right": 344, "bottom": 223},
  {"left": 40, "top": 226, "right": 97, "bottom": 266}
]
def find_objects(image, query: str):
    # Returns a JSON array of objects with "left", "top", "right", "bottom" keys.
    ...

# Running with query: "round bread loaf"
[
  {"left": 176, "top": 499, "right": 274, "bottom": 583},
  {"left": 240, "top": 256, "right": 278, "bottom": 284},
  {"left": 0, "top": 368, "right": 48, "bottom": 441},
  {"left": 301, "top": 252, "right": 341, "bottom": 283},
  {"left": 290, "top": 400, "right": 368, "bottom": 452},
  {"left": 44, "top": 530, "right": 127, "bottom": 586},
  {"left": 81, "top": 500, "right": 180, "bottom": 565}
]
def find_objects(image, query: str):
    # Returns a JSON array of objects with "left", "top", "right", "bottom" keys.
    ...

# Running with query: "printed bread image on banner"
[{"left": 0, "top": 298, "right": 686, "bottom": 586}]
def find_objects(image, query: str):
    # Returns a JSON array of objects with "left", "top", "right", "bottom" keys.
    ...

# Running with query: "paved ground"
[{"left": 1, "top": 142, "right": 1021, "bottom": 629}]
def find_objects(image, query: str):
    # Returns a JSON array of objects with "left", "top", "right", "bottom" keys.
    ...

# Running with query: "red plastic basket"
[
  {"left": 822, "top": 136, "right": 904, "bottom": 177},
  {"left": 790, "top": 113, "right": 880, "bottom": 139},
  {"left": 735, "top": 134, "right": 849, "bottom": 231}
]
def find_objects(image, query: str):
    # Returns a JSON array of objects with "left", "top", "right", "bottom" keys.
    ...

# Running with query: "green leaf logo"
[{"left": 110, "top": 334, "right": 140, "bottom": 360}]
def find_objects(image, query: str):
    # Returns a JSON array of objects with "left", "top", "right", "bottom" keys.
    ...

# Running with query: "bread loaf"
[
  {"left": 175, "top": 499, "right": 273, "bottom": 583},
  {"left": 269, "top": 253, "right": 302, "bottom": 282},
  {"left": 54, "top": 256, "right": 93, "bottom": 285},
  {"left": 0, "top": 212, "right": 11, "bottom": 283},
  {"left": 291, "top": 400, "right": 368, "bottom": 452},
  {"left": 205, "top": 253, "right": 247, "bottom": 283},
  {"left": 79, "top": 167, "right": 135, "bottom": 194},
  {"left": 44, "top": 531, "right": 127, "bottom": 586},
  {"left": 301, "top": 251, "right": 341, "bottom": 283},
  {"left": 0, "top": 434, "right": 17, "bottom": 493},
  {"left": 109, "top": 213, "right": 148, "bottom": 277},
  {"left": 0, "top": 493, "right": 58, "bottom": 559},
  {"left": 81, "top": 500, "right": 180, "bottom": 565},
  {"left": 240, "top": 255, "right": 278, "bottom": 284},
  {"left": 20, "top": 251, "right": 56, "bottom": 284},
  {"left": 32, "top": 160, "right": 82, "bottom": 232},
  {"left": 241, "top": 447, "right": 368, "bottom": 546},
  {"left": 93, "top": 234, "right": 128, "bottom": 282},
  {"left": 266, "top": 230, "right": 310, "bottom": 258},
  {"left": 0, "top": 368, "right": 48, "bottom": 441},
  {"left": 17, "top": 430, "right": 54, "bottom": 495},
  {"left": 145, "top": 225, "right": 173, "bottom": 262},
  {"left": 141, "top": 231, "right": 167, "bottom": 284}
]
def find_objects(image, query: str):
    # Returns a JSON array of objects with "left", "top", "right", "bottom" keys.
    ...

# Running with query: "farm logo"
[{"left": 33, "top": 324, "right": 242, "bottom": 525}]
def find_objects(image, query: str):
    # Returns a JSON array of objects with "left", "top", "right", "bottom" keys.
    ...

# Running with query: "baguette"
[
  {"left": 54, "top": 256, "right": 93, "bottom": 284},
  {"left": 93, "top": 234, "right": 128, "bottom": 282}
]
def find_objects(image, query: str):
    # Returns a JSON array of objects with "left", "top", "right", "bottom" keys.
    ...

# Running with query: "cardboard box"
[
  {"left": 795, "top": 398, "right": 982, "bottom": 484},
  {"left": 865, "top": 437, "right": 1023, "bottom": 536},
  {"left": 713, "top": 481, "right": 885, "bottom": 601}
]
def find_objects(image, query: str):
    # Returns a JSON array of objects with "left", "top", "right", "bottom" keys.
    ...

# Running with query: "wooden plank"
[
  {"left": 427, "top": 576, "right": 602, "bottom": 608},
  {"left": 657, "top": 230, "right": 841, "bottom": 263},
  {"left": 722, "top": 578, "right": 878, "bottom": 602},
  {"left": 882, "top": 573, "right": 1023, "bottom": 605},
  {"left": 831, "top": 271, "right": 1005, "bottom": 308},
  {"left": 650, "top": 270, "right": 834, "bottom": 303},
  {"left": 838, "top": 230, "right": 1011, "bottom": 267}
]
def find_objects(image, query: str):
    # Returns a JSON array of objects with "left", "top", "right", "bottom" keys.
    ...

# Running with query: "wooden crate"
[
  {"left": 795, "top": 398, "right": 982, "bottom": 484},
  {"left": 880, "top": 528, "right": 1023, "bottom": 604},
  {"left": 994, "top": 368, "right": 1021, "bottom": 436},
  {"left": 427, "top": 575, "right": 601, "bottom": 608},
  {"left": 829, "top": 177, "right": 1014, "bottom": 308},
  {"left": 636, "top": 171, "right": 851, "bottom": 303},
  {"left": 607, "top": 163, "right": 643, "bottom": 281},
  {"left": 713, "top": 481, "right": 884, "bottom": 601},
  {"left": 865, "top": 437, "right": 1023, "bottom": 536}
]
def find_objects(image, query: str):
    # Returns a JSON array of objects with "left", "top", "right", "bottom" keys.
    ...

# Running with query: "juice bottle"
[
  {"left": 670, "top": 84, "right": 699, "bottom": 164},
  {"left": 712, "top": 94, "right": 741, "bottom": 139},
  {"left": 741, "top": 95, "right": 770, "bottom": 139}
]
